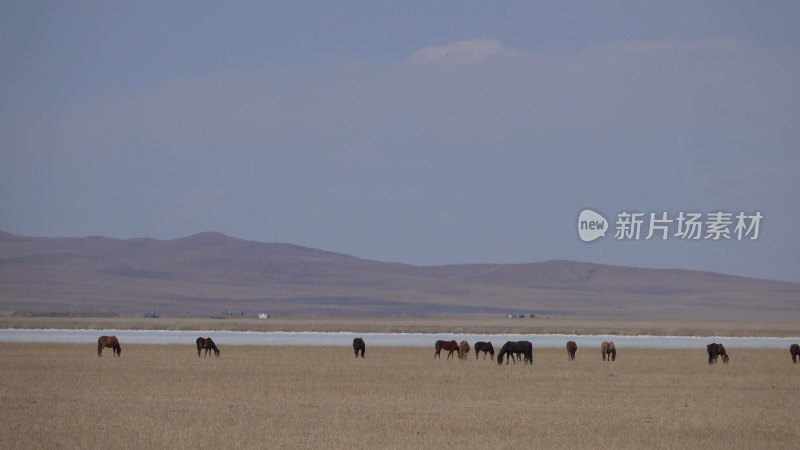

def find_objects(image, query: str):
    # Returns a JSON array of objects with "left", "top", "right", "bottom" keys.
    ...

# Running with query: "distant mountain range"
[{"left": 1, "top": 230, "right": 798, "bottom": 319}]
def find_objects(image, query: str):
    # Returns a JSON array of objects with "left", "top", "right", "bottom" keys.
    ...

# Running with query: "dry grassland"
[{"left": 1, "top": 343, "right": 798, "bottom": 450}]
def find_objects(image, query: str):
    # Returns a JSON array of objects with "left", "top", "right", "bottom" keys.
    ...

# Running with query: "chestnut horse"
[
  {"left": 196, "top": 337, "right": 220, "bottom": 357},
  {"left": 707, "top": 343, "right": 729, "bottom": 364},
  {"left": 474, "top": 341, "right": 494, "bottom": 360},
  {"left": 459, "top": 340, "right": 470, "bottom": 360},
  {"left": 791, "top": 343, "right": 800, "bottom": 363},
  {"left": 434, "top": 340, "right": 460, "bottom": 359},
  {"left": 601, "top": 341, "right": 616, "bottom": 361},
  {"left": 353, "top": 337, "right": 365, "bottom": 358},
  {"left": 566, "top": 341, "right": 577, "bottom": 360},
  {"left": 97, "top": 336, "right": 121, "bottom": 357}
]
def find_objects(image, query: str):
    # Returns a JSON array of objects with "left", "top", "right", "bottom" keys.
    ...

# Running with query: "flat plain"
[
  {"left": 2, "top": 315, "right": 799, "bottom": 337},
  {"left": 1, "top": 343, "right": 798, "bottom": 449}
]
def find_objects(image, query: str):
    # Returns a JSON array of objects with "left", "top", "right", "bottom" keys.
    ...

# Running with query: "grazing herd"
[{"left": 95, "top": 335, "right": 800, "bottom": 366}]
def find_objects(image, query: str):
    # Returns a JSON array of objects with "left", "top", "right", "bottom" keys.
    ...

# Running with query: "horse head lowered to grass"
[
  {"left": 196, "top": 337, "right": 220, "bottom": 358},
  {"left": 97, "top": 336, "right": 121, "bottom": 357},
  {"left": 497, "top": 341, "right": 532, "bottom": 365}
]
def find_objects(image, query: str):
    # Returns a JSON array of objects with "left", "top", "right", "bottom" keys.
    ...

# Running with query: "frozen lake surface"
[{"left": 1, "top": 329, "right": 797, "bottom": 349}]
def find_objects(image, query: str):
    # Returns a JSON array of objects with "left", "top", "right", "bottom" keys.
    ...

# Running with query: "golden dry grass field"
[{"left": 1, "top": 343, "right": 798, "bottom": 450}]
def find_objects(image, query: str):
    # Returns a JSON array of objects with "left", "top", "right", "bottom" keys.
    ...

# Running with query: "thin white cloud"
[{"left": 408, "top": 39, "right": 518, "bottom": 64}]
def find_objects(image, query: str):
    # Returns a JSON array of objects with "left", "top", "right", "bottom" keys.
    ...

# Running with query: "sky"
[{"left": 1, "top": 1, "right": 799, "bottom": 282}]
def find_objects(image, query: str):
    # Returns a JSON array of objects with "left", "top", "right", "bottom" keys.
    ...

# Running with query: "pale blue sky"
[{"left": 2, "top": 1, "right": 799, "bottom": 282}]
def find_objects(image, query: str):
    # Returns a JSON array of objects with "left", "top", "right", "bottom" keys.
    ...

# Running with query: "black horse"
[
  {"left": 497, "top": 341, "right": 533, "bottom": 365},
  {"left": 474, "top": 341, "right": 494, "bottom": 360},
  {"left": 707, "top": 343, "right": 729, "bottom": 364},
  {"left": 791, "top": 343, "right": 799, "bottom": 363},
  {"left": 353, "top": 337, "right": 365, "bottom": 358},
  {"left": 196, "top": 337, "right": 220, "bottom": 357}
]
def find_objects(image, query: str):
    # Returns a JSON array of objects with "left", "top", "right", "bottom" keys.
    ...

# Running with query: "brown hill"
[{"left": 1, "top": 230, "right": 797, "bottom": 319}]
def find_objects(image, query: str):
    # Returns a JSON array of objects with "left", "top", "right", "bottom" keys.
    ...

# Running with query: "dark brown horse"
[
  {"left": 474, "top": 341, "right": 494, "bottom": 360},
  {"left": 497, "top": 341, "right": 533, "bottom": 365},
  {"left": 196, "top": 337, "right": 220, "bottom": 357},
  {"left": 601, "top": 341, "right": 616, "bottom": 361},
  {"left": 791, "top": 344, "right": 800, "bottom": 363},
  {"left": 434, "top": 340, "right": 460, "bottom": 360},
  {"left": 707, "top": 343, "right": 729, "bottom": 364},
  {"left": 353, "top": 337, "right": 365, "bottom": 358},
  {"left": 566, "top": 341, "right": 577, "bottom": 360},
  {"left": 97, "top": 336, "right": 121, "bottom": 357},
  {"left": 459, "top": 340, "right": 470, "bottom": 360}
]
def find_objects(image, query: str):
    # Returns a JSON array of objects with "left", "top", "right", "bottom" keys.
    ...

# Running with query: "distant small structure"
[
  {"left": 224, "top": 310, "right": 244, "bottom": 317},
  {"left": 507, "top": 314, "right": 526, "bottom": 319},
  {"left": 258, "top": 313, "right": 270, "bottom": 319},
  {"left": 142, "top": 312, "right": 159, "bottom": 318}
]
